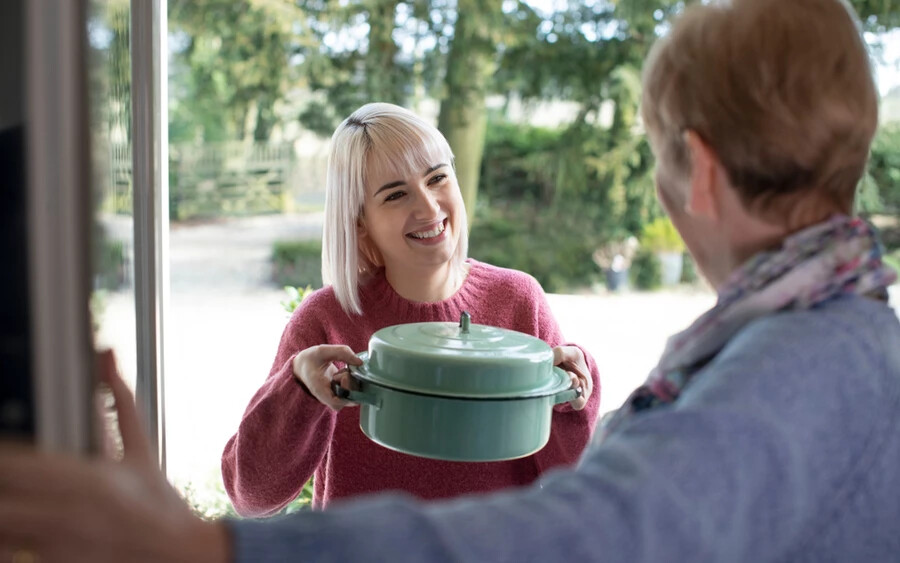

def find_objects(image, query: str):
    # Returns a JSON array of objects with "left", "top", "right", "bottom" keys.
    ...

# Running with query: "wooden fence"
[
  {"left": 107, "top": 141, "right": 330, "bottom": 220},
  {"left": 169, "top": 142, "right": 293, "bottom": 219}
]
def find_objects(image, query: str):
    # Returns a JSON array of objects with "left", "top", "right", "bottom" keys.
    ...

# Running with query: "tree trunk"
[
  {"left": 437, "top": 1, "right": 500, "bottom": 225},
  {"left": 366, "top": 0, "right": 403, "bottom": 104},
  {"left": 253, "top": 95, "right": 275, "bottom": 141}
]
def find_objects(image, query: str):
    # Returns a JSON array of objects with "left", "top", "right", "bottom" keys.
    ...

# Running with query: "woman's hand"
[
  {"left": 553, "top": 346, "right": 593, "bottom": 411},
  {"left": 0, "top": 350, "right": 230, "bottom": 563},
  {"left": 292, "top": 344, "right": 364, "bottom": 411}
]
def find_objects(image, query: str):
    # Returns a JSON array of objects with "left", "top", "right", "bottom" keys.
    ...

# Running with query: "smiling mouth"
[{"left": 407, "top": 220, "right": 446, "bottom": 240}]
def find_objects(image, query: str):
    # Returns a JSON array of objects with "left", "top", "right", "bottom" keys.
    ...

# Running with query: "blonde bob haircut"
[
  {"left": 321, "top": 102, "right": 467, "bottom": 316},
  {"left": 641, "top": 0, "right": 878, "bottom": 221}
]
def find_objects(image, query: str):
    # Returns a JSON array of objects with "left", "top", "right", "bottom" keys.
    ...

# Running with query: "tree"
[
  {"left": 436, "top": 2, "right": 505, "bottom": 219},
  {"left": 296, "top": 0, "right": 427, "bottom": 135},
  {"left": 168, "top": 0, "right": 305, "bottom": 142}
]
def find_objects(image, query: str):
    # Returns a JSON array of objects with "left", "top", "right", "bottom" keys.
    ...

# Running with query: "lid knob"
[{"left": 459, "top": 311, "right": 471, "bottom": 334}]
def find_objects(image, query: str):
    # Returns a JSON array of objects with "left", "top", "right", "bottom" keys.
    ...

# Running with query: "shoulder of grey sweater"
[
  {"left": 722, "top": 295, "right": 898, "bottom": 388},
  {"left": 683, "top": 295, "right": 900, "bottom": 450}
]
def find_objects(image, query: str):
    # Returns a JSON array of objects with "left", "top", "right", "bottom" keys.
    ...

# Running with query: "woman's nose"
[{"left": 414, "top": 188, "right": 441, "bottom": 217}]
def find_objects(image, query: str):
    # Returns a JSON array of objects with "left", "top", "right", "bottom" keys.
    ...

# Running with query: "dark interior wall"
[
  {"left": 0, "top": 1, "right": 23, "bottom": 130},
  {"left": 0, "top": 0, "right": 34, "bottom": 439}
]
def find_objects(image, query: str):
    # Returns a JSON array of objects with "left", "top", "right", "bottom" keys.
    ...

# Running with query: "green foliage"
[
  {"left": 177, "top": 471, "right": 313, "bottom": 521},
  {"left": 90, "top": 290, "right": 108, "bottom": 336},
  {"left": 94, "top": 237, "right": 127, "bottom": 291},
  {"left": 851, "top": 0, "right": 900, "bottom": 32},
  {"left": 630, "top": 248, "right": 662, "bottom": 291},
  {"left": 480, "top": 121, "right": 565, "bottom": 202},
  {"left": 480, "top": 115, "right": 659, "bottom": 231},
  {"left": 169, "top": 0, "right": 304, "bottom": 142},
  {"left": 680, "top": 252, "right": 699, "bottom": 284},
  {"left": 494, "top": 1, "right": 680, "bottom": 109},
  {"left": 161, "top": 0, "right": 900, "bottom": 294},
  {"left": 866, "top": 124, "right": 900, "bottom": 214},
  {"left": 281, "top": 285, "right": 315, "bottom": 314},
  {"left": 295, "top": 1, "right": 426, "bottom": 135},
  {"left": 272, "top": 240, "right": 323, "bottom": 289},
  {"left": 640, "top": 216, "right": 685, "bottom": 253},
  {"left": 469, "top": 200, "right": 612, "bottom": 293},
  {"left": 475, "top": 114, "right": 663, "bottom": 292}
]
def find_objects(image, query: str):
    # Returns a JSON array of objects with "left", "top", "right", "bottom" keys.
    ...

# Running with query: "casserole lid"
[{"left": 352, "top": 312, "right": 563, "bottom": 398}]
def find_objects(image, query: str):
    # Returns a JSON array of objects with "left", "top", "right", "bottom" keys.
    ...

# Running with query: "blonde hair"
[
  {"left": 321, "top": 103, "right": 467, "bottom": 315},
  {"left": 641, "top": 0, "right": 878, "bottom": 220}
]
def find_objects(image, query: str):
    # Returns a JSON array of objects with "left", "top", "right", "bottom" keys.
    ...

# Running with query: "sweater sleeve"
[
  {"left": 522, "top": 275, "right": 602, "bottom": 472},
  {"left": 221, "top": 296, "right": 336, "bottom": 517}
]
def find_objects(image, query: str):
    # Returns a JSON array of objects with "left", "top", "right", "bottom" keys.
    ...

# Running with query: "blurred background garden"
[{"left": 87, "top": 0, "right": 900, "bottom": 518}]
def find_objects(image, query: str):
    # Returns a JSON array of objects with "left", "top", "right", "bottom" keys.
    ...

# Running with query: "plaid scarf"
[{"left": 600, "top": 215, "right": 897, "bottom": 439}]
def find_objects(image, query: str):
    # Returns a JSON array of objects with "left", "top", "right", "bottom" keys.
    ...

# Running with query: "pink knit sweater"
[{"left": 221, "top": 260, "right": 601, "bottom": 516}]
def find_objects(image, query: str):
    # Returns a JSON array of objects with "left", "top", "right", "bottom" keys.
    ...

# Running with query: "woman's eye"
[
  {"left": 428, "top": 174, "right": 447, "bottom": 185},
  {"left": 384, "top": 191, "right": 405, "bottom": 202}
]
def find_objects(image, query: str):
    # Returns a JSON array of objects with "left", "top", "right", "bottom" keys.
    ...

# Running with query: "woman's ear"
[
  {"left": 684, "top": 130, "right": 722, "bottom": 221},
  {"left": 356, "top": 218, "right": 383, "bottom": 268}
]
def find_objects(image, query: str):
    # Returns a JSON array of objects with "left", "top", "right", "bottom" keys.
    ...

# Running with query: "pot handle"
[
  {"left": 331, "top": 380, "right": 380, "bottom": 408},
  {"left": 551, "top": 366, "right": 584, "bottom": 405}
]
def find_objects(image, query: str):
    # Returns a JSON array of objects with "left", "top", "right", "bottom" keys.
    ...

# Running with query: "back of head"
[
  {"left": 321, "top": 102, "right": 464, "bottom": 315},
  {"left": 641, "top": 0, "right": 878, "bottom": 222}
]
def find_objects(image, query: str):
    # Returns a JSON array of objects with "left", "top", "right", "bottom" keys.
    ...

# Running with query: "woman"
[{"left": 220, "top": 102, "right": 600, "bottom": 514}]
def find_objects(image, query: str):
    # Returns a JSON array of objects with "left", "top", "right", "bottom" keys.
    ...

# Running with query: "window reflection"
[{"left": 87, "top": 0, "right": 137, "bottom": 392}]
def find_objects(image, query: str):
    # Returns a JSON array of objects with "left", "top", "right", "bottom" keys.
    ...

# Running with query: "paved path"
[{"left": 95, "top": 214, "right": 898, "bottom": 491}]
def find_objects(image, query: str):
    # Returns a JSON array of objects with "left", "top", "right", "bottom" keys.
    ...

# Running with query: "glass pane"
[
  {"left": 165, "top": 2, "right": 325, "bottom": 515},
  {"left": 87, "top": 0, "right": 138, "bottom": 395}
]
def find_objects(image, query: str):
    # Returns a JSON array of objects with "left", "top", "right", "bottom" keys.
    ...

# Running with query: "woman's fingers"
[
  {"left": 96, "top": 350, "right": 155, "bottom": 467},
  {"left": 293, "top": 346, "right": 361, "bottom": 411},
  {"left": 305, "top": 365, "right": 352, "bottom": 412},
  {"left": 334, "top": 368, "right": 357, "bottom": 391},
  {"left": 309, "top": 372, "right": 352, "bottom": 411},
  {"left": 553, "top": 346, "right": 592, "bottom": 410},
  {"left": 307, "top": 344, "right": 363, "bottom": 367}
]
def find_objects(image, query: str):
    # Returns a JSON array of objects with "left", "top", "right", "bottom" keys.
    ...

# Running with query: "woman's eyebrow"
[
  {"left": 374, "top": 180, "right": 405, "bottom": 196},
  {"left": 425, "top": 163, "right": 448, "bottom": 174},
  {"left": 374, "top": 164, "right": 449, "bottom": 196}
]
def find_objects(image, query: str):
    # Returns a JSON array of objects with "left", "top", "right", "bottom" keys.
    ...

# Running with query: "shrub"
[
  {"left": 272, "top": 240, "right": 323, "bottom": 288},
  {"left": 469, "top": 201, "right": 610, "bottom": 293},
  {"left": 480, "top": 121, "right": 564, "bottom": 203},
  {"left": 867, "top": 124, "right": 900, "bottom": 214},
  {"left": 178, "top": 471, "right": 313, "bottom": 521},
  {"left": 640, "top": 216, "right": 685, "bottom": 253},
  {"left": 94, "top": 238, "right": 127, "bottom": 290},
  {"left": 281, "top": 285, "right": 315, "bottom": 313},
  {"left": 630, "top": 249, "right": 662, "bottom": 290},
  {"left": 680, "top": 253, "right": 698, "bottom": 284}
]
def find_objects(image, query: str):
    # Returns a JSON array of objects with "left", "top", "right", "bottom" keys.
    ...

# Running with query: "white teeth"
[{"left": 409, "top": 222, "right": 445, "bottom": 239}]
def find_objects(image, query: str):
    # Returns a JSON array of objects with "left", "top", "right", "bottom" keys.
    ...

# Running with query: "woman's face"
[{"left": 359, "top": 148, "right": 465, "bottom": 277}]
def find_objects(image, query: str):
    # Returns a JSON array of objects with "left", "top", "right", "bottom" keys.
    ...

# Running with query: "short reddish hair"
[{"left": 641, "top": 0, "right": 878, "bottom": 219}]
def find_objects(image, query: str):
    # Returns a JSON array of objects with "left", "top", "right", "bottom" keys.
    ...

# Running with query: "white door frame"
[
  {"left": 131, "top": 0, "right": 170, "bottom": 470},
  {"left": 26, "top": 0, "right": 96, "bottom": 453}
]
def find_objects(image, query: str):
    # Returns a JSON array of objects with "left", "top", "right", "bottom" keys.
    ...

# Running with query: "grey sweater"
[{"left": 230, "top": 295, "right": 900, "bottom": 562}]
